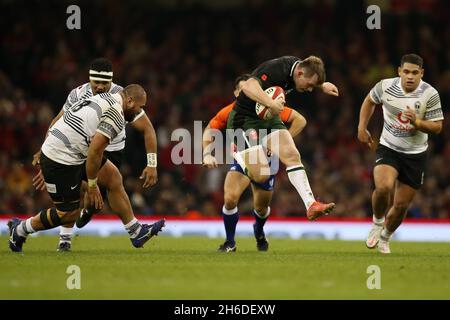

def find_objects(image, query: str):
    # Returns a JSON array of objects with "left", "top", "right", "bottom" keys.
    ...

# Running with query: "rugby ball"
[{"left": 255, "top": 86, "right": 285, "bottom": 120}]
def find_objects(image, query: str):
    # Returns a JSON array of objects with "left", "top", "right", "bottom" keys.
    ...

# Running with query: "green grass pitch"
[{"left": 1, "top": 236, "right": 449, "bottom": 299}]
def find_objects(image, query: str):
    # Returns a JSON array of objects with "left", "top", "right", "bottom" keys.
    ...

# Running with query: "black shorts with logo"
[
  {"left": 375, "top": 144, "right": 428, "bottom": 190},
  {"left": 40, "top": 152, "right": 107, "bottom": 211}
]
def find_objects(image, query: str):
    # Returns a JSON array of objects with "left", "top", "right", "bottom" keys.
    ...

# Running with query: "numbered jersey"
[
  {"left": 370, "top": 77, "right": 444, "bottom": 154},
  {"left": 63, "top": 82, "right": 145, "bottom": 151},
  {"left": 42, "top": 93, "right": 126, "bottom": 165}
]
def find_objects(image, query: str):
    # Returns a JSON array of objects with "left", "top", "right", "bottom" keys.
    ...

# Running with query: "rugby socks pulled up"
[
  {"left": 286, "top": 165, "right": 316, "bottom": 209},
  {"left": 222, "top": 206, "right": 239, "bottom": 245},
  {"left": 253, "top": 207, "right": 270, "bottom": 237}
]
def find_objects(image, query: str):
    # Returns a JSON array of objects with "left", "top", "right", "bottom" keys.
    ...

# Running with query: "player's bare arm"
[
  {"left": 202, "top": 123, "right": 219, "bottom": 168},
  {"left": 131, "top": 113, "right": 158, "bottom": 188},
  {"left": 357, "top": 94, "right": 377, "bottom": 149},
  {"left": 403, "top": 106, "right": 443, "bottom": 135},
  {"left": 321, "top": 82, "right": 339, "bottom": 96},
  {"left": 86, "top": 133, "right": 110, "bottom": 210},
  {"left": 241, "top": 78, "right": 284, "bottom": 114},
  {"left": 287, "top": 110, "right": 307, "bottom": 138}
]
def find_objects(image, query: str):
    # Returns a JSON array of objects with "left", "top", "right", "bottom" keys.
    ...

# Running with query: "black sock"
[{"left": 222, "top": 206, "right": 239, "bottom": 245}]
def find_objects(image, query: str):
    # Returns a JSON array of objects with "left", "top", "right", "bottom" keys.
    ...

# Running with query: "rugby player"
[
  {"left": 203, "top": 74, "right": 306, "bottom": 252},
  {"left": 8, "top": 85, "right": 165, "bottom": 252},
  {"left": 31, "top": 58, "right": 158, "bottom": 251},
  {"left": 228, "top": 56, "right": 339, "bottom": 220},
  {"left": 358, "top": 54, "right": 443, "bottom": 253}
]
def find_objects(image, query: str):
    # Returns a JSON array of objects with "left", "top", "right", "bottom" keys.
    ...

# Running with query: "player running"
[
  {"left": 358, "top": 54, "right": 443, "bottom": 254},
  {"left": 228, "top": 56, "right": 339, "bottom": 220},
  {"left": 31, "top": 58, "right": 158, "bottom": 251},
  {"left": 203, "top": 74, "right": 307, "bottom": 252},
  {"left": 8, "top": 85, "right": 165, "bottom": 253}
]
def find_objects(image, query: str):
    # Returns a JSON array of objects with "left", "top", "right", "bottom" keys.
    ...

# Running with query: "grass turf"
[{"left": 1, "top": 236, "right": 449, "bottom": 299}]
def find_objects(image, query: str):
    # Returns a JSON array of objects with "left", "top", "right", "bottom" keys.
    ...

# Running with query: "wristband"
[
  {"left": 147, "top": 153, "right": 157, "bottom": 167},
  {"left": 415, "top": 119, "right": 421, "bottom": 127},
  {"left": 88, "top": 178, "right": 98, "bottom": 188}
]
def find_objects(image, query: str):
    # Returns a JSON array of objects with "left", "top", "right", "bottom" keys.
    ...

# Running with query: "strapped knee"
[{"left": 39, "top": 208, "right": 62, "bottom": 229}]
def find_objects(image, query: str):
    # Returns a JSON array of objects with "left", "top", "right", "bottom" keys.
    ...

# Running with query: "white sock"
[
  {"left": 381, "top": 228, "right": 393, "bottom": 240},
  {"left": 124, "top": 218, "right": 142, "bottom": 238},
  {"left": 286, "top": 165, "right": 315, "bottom": 209},
  {"left": 222, "top": 206, "right": 238, "bottom": 215},
  {"left": 373, "top": 216, "right": 385, "bottom": 226},
  {"left": 254, "top": 207, "right": 271, "bottom": 219},
  {"left": 59, "top": 226, "right": 73, "bottom": 242},
  {"left": 17, "top": 218, "right": 35, "bottom": 237}
]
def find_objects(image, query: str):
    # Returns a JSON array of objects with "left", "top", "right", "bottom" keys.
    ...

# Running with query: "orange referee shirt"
[{"left": 209, "top": 101, "right": 293, "bottom": 130}]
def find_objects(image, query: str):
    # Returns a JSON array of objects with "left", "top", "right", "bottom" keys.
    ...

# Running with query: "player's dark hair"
[
  {"left": 400, "top": 54, "right": 423, "bottom": 68},
  {"left": 299, "top": 56, "right": 326, "bottom": 85},
  {"left": 234, "top": 74, "right": 251, "bottom": 89},
  {"left": 90, "top": 58, "right": 113, "bottom": 72}
]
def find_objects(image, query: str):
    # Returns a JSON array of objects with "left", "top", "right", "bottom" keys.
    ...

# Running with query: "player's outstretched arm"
[
  {"left": 357, "top": 94, "right": 377, "bottom": 149},
  {"left": 131, "top": 113, "right": 158, "bottom": 188},
  {"left": 86, "top": 133, "right": 109, "bottom": 210},
  {"left": 286, "top": 109, "right": 307, "bottom": 138}
]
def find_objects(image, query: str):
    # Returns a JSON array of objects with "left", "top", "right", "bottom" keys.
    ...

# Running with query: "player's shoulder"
[
  {"left": 379, "top": 77, "right": 399, "bottom": 89},
  {"left": 279, "top": 55, "right": 300, "bottom": 62},
  {"left": 109, "top": 82, "right": 123, "bottom": 94},
  {"left": 76, "top": 82, "right": 91, "bottom": 94},
  {"left": 69, "top": 82, "right": 94, "bottom": 102},
  {"left": 89, "top": 92, "right": 120, "bottom": 109},
  {"left": 270, "top": 55, "right": 300, "bottom": 66},
  {"left": 419, "top": 80, "right": 438, "bottom": 96},
  {"left": 98, "top": 92, "right": 121, "bottom": 103}
]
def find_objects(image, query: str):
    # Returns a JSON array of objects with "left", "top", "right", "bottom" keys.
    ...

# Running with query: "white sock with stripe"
[
  {"left": 124, "top": 218, "right": 142, "bottom": 238},
  {"left": 17, "top": 218, "right": 35, "bottom": 237}
]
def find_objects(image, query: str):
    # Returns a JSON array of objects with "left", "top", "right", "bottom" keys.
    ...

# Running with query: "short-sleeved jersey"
[
  {"left": 209, "top": 101, "right": 294, "bottom": 130},
  {"left": 370, "top": 77, "right": 444, "bottom": 154},
  {"left": 63, "top": 82, "right": 145, "bottom": 152},
  {"left": 42, "top": 93, "right": 126, "bottom": 165},
  {"left": 234, "top": 56, "right": 300, "bottom": 117}
]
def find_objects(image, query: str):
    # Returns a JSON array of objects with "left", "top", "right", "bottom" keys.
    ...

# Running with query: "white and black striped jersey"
[
  {"left": 63, "top": 82, "right": 145, "bottom": 152},
  {"left": 370, "top": 77, "right": 444, "bottom": 154},
  {"left": 42, "top": 93, "right": 126, "bottom": 165}
]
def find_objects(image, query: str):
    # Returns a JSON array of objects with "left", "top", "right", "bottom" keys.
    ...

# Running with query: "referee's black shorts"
[
  {"left": 374, "top": 144, "right": 428, "bottom": 190},
  {"left": 40, "top": 152, "right": 107, "bottom": 211}
]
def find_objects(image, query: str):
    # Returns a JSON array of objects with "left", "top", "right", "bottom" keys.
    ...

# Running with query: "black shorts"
[
  {"left": 100, "top": 150, "right": 124, "bottom": 199},
  {"left": 40, "top": 152, "right": 107, "bottom": 211},
  {"left": 104, "top": 150, "right": 123, "bottom": 169},
  {"left": 375, "top": 144, "right": 428, "bottom": 189}
]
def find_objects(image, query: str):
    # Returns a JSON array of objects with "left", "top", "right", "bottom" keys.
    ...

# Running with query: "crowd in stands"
[{"left": 0, "top": 0, "right": 449, "bottom": 218}]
